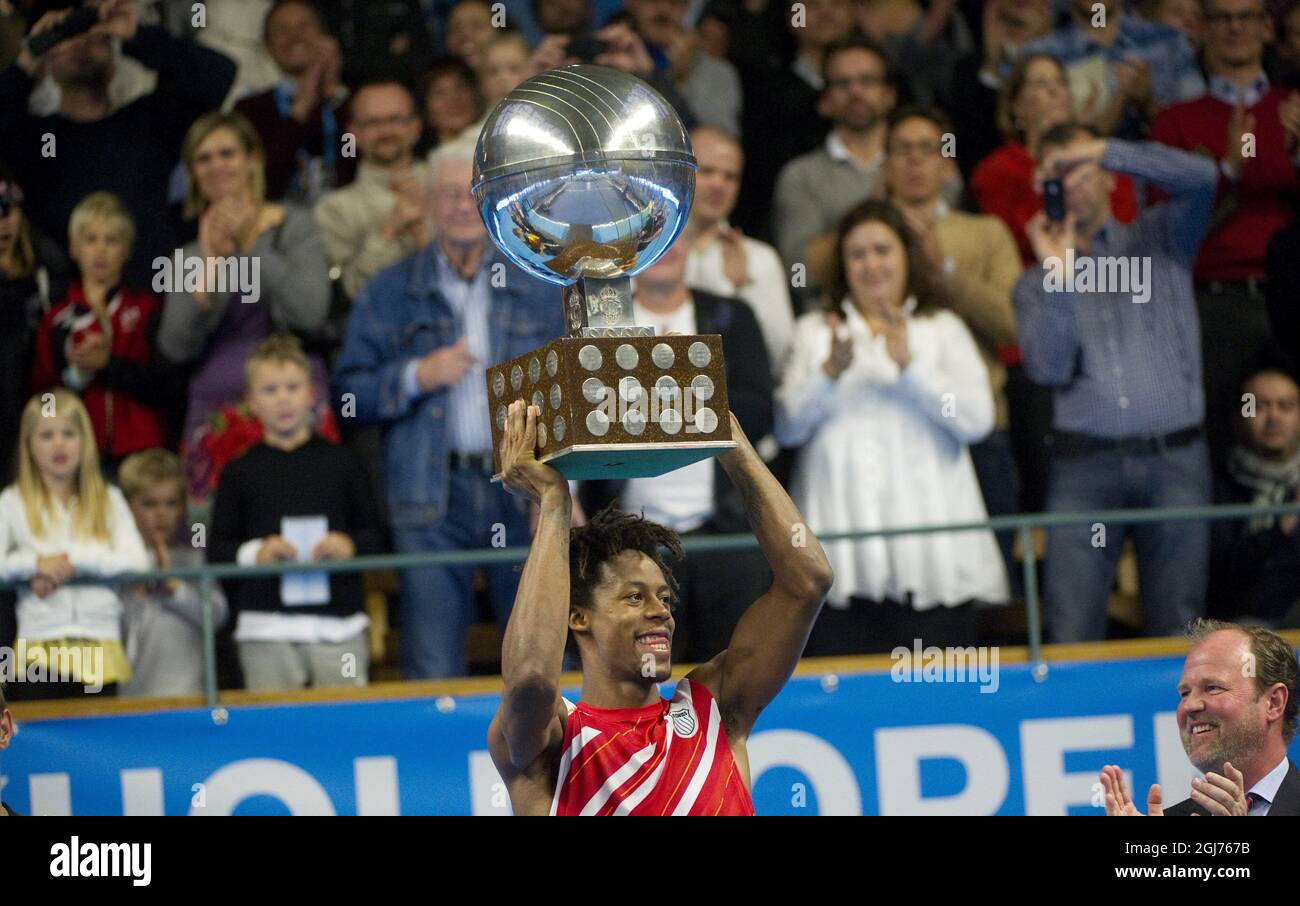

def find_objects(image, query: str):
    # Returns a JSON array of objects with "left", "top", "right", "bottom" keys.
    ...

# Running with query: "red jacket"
[
  {"left": 31, "top": 282, "right": 168, "bottom": 458},
  {"left": 971, "top": 141, "right": 1141, "bottom": 266},
  {"left": 1150, "top": 86, "right": 1300, "bottom": 281}
]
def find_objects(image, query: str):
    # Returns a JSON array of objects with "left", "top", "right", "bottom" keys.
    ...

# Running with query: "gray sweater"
[
  {"left": 157, "top": 204, "right": 331, "bottom": 364},
  {"left": 120, "top": 545, "right": 228, "bottom": 698}
]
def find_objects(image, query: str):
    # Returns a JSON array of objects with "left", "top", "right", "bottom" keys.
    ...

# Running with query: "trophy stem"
[{"left": 564, "top": 276, "right": 652, "bottom": 338}]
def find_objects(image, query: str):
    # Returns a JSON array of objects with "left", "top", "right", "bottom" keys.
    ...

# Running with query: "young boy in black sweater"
[{"left": 211, "top": 334, "right": 382, "bottom": 690}]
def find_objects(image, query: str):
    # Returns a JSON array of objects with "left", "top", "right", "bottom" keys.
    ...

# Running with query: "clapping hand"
[
  {"left": 1100, "top": 764, "right": 1164, "bottom": 816},
  {"left": 822, "top": 311, "right": 854, "bottom": 379},
  {"left": 1189, "top": 763, "right": 1250, "bottom": 816}
]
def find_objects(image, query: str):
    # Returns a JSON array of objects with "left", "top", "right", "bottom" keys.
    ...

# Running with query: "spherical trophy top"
[{"left": 470, "top": 65, "right": 696, "bottom": 287}]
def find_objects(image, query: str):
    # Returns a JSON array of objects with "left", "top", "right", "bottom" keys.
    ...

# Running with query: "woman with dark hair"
[
  {"left": 0, "top": 164, "right": 71, "bottom": 484},
  {"left": 971, "top": 52, "right": 1140, "bottom": 264},
  {"left": 418, "top": 56, "right": 485, "bottom": 153},
  {"left": 776, "top": 199, "right": 1007, "bottom": 655}
]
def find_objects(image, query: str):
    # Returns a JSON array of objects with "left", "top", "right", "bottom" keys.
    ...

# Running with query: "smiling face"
[
  {"left": 572, "top": 550, "right": 676, "bottom": 682},
  {"left": 1177, "top": 630, "right": 1273, "bottom": 774},
  {"left": 448, "top": 1, "right": 496, "bottom": 63},
  {"left": 429, "top": 156, "right": 485, "bottom": 246},
  {"left": 691, "top": 129, "right": 743, "bottom": 225},
  {"left": 479, "top": 40, "right": 532, "bottom": 107},
  {"left": 1012, "top": 57, "right": 1072, "bottom": 139},
  {"left": 842, "top": 219, "right": 908, "bottom": 310},
  {"left": 191, "top": 126, "right": 259, "bottom": 205},
  {"left": 352, "top": 84, "right": 421, "bottom": 166},
  {"left": 30, "top": 415, "right": 83, "bottom": 485},
  {"left": 425, "top": 72, "right": 480, "bottom": 139},
  {"left": 265, "top": 0, "right": 325, "bottom": 76}
]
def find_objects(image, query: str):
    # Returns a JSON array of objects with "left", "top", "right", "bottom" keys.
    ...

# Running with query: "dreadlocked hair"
[
  {"left": 565, "top": 505, "right": 684, "bottom": 663},
  {"left": 570, "top": 505, "right": 684, "bottom": 611}
]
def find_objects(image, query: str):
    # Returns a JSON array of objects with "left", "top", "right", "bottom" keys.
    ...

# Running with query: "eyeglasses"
[
  {"left": 827, "top": 73, "right": 885, "bottom": 91},
  {"left": 1205, "top": 11, "right": 1266, "bottom": 26}
]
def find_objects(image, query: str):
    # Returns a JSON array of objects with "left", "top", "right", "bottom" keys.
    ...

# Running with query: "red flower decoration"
[{"left": 183, "top": 401, "right": 342, "bottom": 502}]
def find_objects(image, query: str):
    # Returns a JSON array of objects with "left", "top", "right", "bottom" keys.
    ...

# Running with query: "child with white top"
[{"left": 0, "top": 389, "right": 148, "bottom": 699}]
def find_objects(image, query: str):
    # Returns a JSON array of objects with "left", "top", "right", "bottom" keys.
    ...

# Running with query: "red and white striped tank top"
[{"left": 550, "top": 679, "right": 754, "bottom": 816}]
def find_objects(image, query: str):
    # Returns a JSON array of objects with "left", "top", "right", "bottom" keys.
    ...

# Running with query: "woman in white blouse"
[{"left": 777, "top": 200, "right": 1008, "bottom": 654}]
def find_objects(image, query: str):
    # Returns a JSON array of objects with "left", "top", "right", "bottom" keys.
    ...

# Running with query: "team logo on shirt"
[{"left": 669, "top": 704, "right": 697, "bottom": 738}]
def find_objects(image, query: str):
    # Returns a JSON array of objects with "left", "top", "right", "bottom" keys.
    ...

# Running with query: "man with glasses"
[
  {"left": 1151, "top": 0, "right": 1300, "bottom": 472},
  {"left": 315, "top": 80, "right": 428, "bottom": 302},
  {"left": 881, "top": 106, "right": 1025, "bottom": 592},
  {"left": 775, "top": 36, "right": 921, "bottom": 305}
]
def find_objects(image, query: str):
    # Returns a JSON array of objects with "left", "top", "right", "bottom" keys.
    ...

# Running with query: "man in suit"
[
  {"left": 1100, "top": 618, "right": 1300, "bottom": 815},
  {"left": 579, "top": 235, "right": 774, "bottom": 664}
]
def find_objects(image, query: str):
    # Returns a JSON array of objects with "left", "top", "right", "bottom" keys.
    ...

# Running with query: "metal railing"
[{"left": 4, "top": 501, "right": 1299, "bottom": 708}]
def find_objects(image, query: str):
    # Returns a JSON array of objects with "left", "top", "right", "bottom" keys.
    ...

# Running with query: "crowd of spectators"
[{"left": 1, "top": 0, "right": 1299, "bottom": 699}]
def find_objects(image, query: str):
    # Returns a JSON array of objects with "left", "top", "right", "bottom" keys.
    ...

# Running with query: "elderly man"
[
  {"left": 0, "top": 0, "right": 235, "bottom": 285},
  {"left": 315, "top": 80, "right": 428, "bottom": 302},
  {"left": 334, "top": 141, "right": 565, "bottom": 680},
  {"left": 1100, "top": 619, "right": 1300, "bottom": 815}
]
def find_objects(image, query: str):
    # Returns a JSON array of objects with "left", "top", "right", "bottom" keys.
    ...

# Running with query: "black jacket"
[
  {"left": 0, "top": 26, "right": 236, "bottom": 286},
  {"left": 1164, "top": 760, "right": 1300, "bottom": 816},
  {"left": 1208, "top": 469, "right": 1300, "bottom": 625},
  {"left": 580, "top": 289, "right": 773, "bottom": 534}
]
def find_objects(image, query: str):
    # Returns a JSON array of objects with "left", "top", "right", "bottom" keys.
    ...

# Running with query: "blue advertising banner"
[{"left": 3, "top": 654, "right": 1296, "bottom": 815}]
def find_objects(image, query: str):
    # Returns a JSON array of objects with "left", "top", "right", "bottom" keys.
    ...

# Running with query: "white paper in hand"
[{"left": 281, "top": 515, "right": 330, "bottom": 606}]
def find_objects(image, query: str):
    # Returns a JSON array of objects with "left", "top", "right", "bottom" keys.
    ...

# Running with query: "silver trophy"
[{"left": 472, "top": 65, "right": 736, "bottom": 479}]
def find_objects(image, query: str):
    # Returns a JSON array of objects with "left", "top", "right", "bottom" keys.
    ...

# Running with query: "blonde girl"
[{"left": 0, "top": 390, "right": 148, "bottom": 698}]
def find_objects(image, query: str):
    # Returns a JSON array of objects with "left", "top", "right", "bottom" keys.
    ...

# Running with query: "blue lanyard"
[{"left": 273, "top": 83, "right": 338, "bottom": 167}]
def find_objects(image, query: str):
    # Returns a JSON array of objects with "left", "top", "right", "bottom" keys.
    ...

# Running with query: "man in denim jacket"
[{"left": 335, "top": 141, "right": 564, "bottom": 678}]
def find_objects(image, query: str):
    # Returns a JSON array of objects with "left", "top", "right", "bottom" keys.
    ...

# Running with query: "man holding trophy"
[{"left": 474, "top": 66, "right": 834, "bottom": 815}]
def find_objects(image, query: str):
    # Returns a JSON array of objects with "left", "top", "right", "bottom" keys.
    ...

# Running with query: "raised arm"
[
  {"left": 690, "top": 412, "right": 834, "bottom": 738},
  {"left": 488, "top": 402, "right": 571, "bottom": 772}
]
